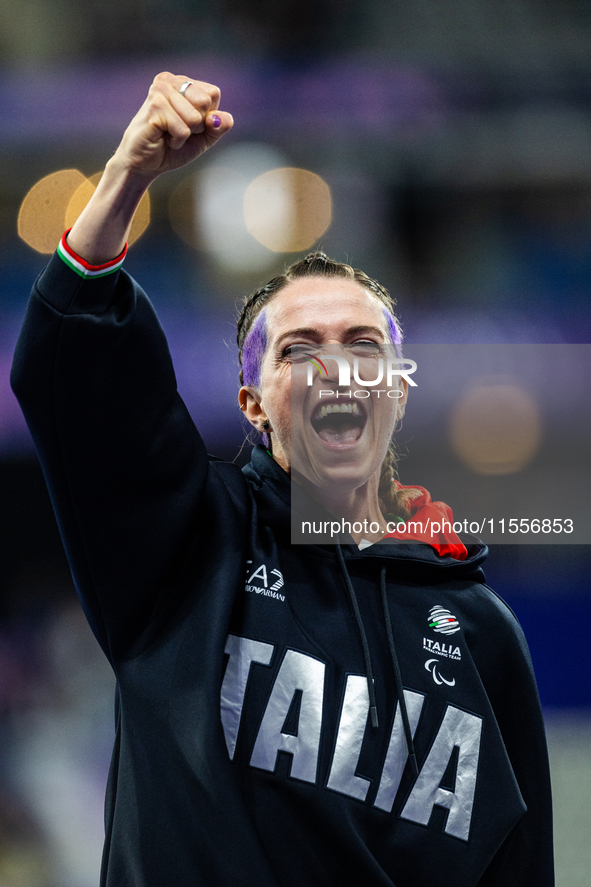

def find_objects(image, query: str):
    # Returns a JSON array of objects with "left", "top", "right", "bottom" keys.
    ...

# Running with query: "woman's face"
[{"left": 240, "top": 276, "right": 406, "bottom": 494}]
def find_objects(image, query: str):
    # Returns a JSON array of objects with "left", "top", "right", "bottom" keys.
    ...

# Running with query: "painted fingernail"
[{"left": 212, "top": 115, "right": 222, "bottom": 128}]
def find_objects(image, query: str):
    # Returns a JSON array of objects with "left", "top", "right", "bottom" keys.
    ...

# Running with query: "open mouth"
[{"left": 310, "top": 401, "right": 367, "bottom": 446}]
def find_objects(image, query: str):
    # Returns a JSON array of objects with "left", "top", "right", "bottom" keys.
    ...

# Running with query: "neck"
[{"left": 294, "top": 471, "right": 385, "bottom": 545}]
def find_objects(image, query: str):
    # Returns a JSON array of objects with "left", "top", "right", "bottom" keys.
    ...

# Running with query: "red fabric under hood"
[{"left": 383, "top": 481, "right": 468, "bottom": 560}]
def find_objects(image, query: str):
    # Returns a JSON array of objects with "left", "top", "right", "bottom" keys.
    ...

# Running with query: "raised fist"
[
  {"left": 113, "top": 72, "right": 234, "bottom": 180},
  {"left": 66, "top": 73, "right": 233, "bottom": 263}
]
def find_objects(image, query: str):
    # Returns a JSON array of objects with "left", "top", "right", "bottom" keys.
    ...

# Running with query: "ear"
[
  {"left": 397, "top": 378, "right": 408, "bottom": 422},
  {"left": 239, "top": 386, "right": 272, "bottom": 432}
]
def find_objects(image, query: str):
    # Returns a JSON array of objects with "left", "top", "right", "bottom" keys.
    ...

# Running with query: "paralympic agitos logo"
[{"left": 302, "top": 352, "right": 418, "bottom": 395}]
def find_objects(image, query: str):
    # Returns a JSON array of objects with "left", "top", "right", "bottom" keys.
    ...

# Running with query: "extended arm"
[{"left": 11, "top": 74, "right": 233, "bottom": 664}]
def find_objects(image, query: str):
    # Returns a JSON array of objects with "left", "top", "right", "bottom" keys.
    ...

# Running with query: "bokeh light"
[
  {"left": 18, "top": 169, "right": 150, "bottom": 255},
  {"left": 64, "top": 174, "right": 99, "bottom": 229},
  {"left": 169, "top": 144, "right": 331, "bottom": 276},
  {"left": 65, "top": 172, "right": 150, "bottom": 246},
  {"left": 170, "top": 143, "right": 286, "bottom": 274},
  {"left": 243, "top": 167, "right": 332, "bottom": 252},
  {"left": 449, "top": 381, "right": 542, "bottom": 475},
  {"left": 17, "top": 169, "right": 87, "bottom": 253}
]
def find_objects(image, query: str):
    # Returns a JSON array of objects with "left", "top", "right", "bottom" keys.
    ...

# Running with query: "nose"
[{"left": 318, "top": 346, "right": 353, "bottom": 387}]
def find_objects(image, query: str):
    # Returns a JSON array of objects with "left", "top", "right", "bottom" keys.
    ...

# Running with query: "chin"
[
  {"left": 293, "top": 438, "right": 383, "bottom": 496},
  {"left": 290, "top": 392, "right": 394, "bottom": 497}
]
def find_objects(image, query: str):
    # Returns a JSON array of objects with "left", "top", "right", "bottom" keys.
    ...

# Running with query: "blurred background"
[{"left": 1, "top": 0, "right": 591, "bottom": 883}]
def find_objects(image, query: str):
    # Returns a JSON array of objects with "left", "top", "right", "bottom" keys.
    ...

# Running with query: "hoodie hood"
[{"left": 242, "top": 445, "right": 488, "bottom": 585}]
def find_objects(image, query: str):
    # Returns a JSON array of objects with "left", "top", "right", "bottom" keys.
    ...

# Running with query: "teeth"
[{"left": 316, "top": 402, "right": 361, "bottom": 420}]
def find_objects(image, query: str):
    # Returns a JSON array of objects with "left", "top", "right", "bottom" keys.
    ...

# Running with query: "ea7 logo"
[
  {"left": 246, "top": 562, "right": 284, "bottom": 591},
  {"left": 245, "top": 562, "right": 285, "bottom": 602}
]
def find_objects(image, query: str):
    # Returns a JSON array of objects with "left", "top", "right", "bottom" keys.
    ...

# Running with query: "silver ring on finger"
[{"left": 179, "top": 80, "right": 193, "bottom": 97}]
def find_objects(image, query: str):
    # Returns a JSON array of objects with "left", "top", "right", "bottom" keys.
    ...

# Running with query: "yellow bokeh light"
[
  {"left": 64, "top": 173, "right": 101, "bottom": 229},
  {"left": 243, "top": 167, "right": 332, "bottom": 252},
  {"left": 169, "top": 154, "right": 331, "bottom": 276},
  {"left": 18, "top": 168, "right": 151, "bottom": 255},
  {"left": 449, "top": 382, "right": 542, "bottom": 475},
  {"left": 66, "top": 172, "right": 150, "bottom": 246},
  {"left": 18, "top": 169, "right": 87, "bottom": 254}
]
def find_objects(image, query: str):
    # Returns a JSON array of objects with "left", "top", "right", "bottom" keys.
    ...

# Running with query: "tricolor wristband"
[{"left": 57, "top": 229, "right": 128, "bottom": 279}]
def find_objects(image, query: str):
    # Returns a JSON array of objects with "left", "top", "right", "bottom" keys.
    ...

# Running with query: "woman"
[{"left": 11, "top": 74, "right": 553, "bottom": 886}]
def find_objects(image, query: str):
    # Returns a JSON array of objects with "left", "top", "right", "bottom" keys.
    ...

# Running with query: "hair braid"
[{"left": 378, "top": 442, "right": 418, "bottom": 521}]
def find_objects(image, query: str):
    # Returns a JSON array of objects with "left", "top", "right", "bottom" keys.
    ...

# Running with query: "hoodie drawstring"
[
  {"left": 379, "top": 566, "right": 419, "bottom": 777},
  {"left": 335, "top": 542, "right": 418, "bottom": 775},
  {"left": 336, "top": 542, "right": 379, "bottom": 728}
]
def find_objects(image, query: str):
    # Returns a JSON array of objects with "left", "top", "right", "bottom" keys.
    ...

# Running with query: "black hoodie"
[{"left": 11, "top": 252, "right": 554, "bottom": 887}]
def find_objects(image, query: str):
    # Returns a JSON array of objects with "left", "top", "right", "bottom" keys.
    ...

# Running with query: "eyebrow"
[{"left": 273, "top": 325, "right": 387, "bottom": 349}]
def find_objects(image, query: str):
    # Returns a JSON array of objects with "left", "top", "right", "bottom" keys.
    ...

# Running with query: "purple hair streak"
[
  {"left": 242, "top": 309, "right": 268, "bottom": 389},
  {"left": 241, "top": 309, "right": 270, "bottom": 446},
  {"left": 383, "top": 307, "right": 403, "bottom": 355}
]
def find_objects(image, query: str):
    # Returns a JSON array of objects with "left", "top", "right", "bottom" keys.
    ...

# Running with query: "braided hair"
[{"left": 237, "top": 252, "right": 414, "bottom": 519}]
